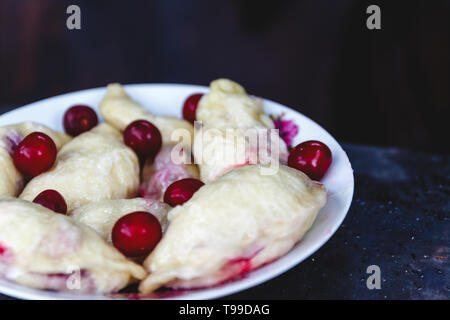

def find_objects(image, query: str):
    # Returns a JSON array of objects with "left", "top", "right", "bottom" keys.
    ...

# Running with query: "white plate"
[{"left": 0, "top": 84, "right": 354, "bottom": 300}]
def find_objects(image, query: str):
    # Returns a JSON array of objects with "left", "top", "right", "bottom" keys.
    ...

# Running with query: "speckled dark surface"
[
  {"left": 225, "top": 143, "right": 449, "bottom": 300},
  {"left": 0, "top": 143, "right": 448, "bottom": 300}
]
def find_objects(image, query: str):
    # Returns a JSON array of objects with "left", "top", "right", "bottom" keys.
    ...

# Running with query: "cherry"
[
  {"left": 13, "top": 132, "right": 57, "bottom": 177},
  {"left": 112, "top": 211, "right": 162, "bottom": 258},
  {"left": 33, "top": 189, "right": 67, "bottom": 214},
  {"left": 288, "top": 140, "right": 332, "bottom": 181},
  {"left": 164, "top": 178, "right": 204, "bottom": 207},
  {"left": 63, "top": 105, "right": 98, "bottom": 136},
  {"left": 182, "top": 93, "right": 203, "bottom": 124},
  {"left": 123, "top": 120, "right": 162, "bottom": 159}
]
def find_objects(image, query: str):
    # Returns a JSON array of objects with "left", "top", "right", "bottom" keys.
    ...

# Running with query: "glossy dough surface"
[
  {"left": 194, "top": 79, "right": 288, "bottom": 183},
  {"left": 140, "top": 145, "right": 199, "bottom": 201},
  {"left": 0, "top": 122, "right": 71, "bottom": 197},
  {"left": 71, "top": 198, "right": 170, "bottom": 242},
  {"left": 139, "top": 165, "right": 326, "bottom": 293},
  {"left": 0, "top": 197, "right": 146, "bottom": 294},
  {"left": 99, "top": 83, "right": 194, "bottom": 149},
  {"left": 19, "top": 123, "right": 139, "bottom": 212},
  {"left": 0, "top": 81, "right": 331, "bottom": 298}
]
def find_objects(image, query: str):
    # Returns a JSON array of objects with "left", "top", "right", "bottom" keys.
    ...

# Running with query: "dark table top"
[
  {"left": 227, "top": 143, "right": 449, "bottom": 299},
  {"left": 0, "top": 138, "right": 448, "bottom": 300}
]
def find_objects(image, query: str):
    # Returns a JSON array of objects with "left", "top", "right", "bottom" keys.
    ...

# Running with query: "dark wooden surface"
[{"left": 0, "top": 142, "right": 448, "bottom": 300}]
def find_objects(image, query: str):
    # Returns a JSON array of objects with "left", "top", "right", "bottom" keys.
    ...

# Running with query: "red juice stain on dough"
[
  {"left": 226, "top": 256, "right": 253, "bottom": 275},
  {"left": 119, "top": 250, "right": 273, "bottom": 299},
  {"left": 119, "top": 257, "right": 260, "bottom": 299},
  {"left": 224, "top": 246, "right": 264, "bottom": 277},
  {"left": 0, "top": 243, "right": 12, "bottom": 261},
  {"left": 216, "top": 160, "right": 251, "bottom": 179}
]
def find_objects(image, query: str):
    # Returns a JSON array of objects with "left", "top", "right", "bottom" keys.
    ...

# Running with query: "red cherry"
[
  {"left": 123, "top": 120, "right": 162, "bottom": 159},
  {"left": 112, "top": 211, "right": 162, "bottom": 257},
  {"left": 63, "top": 105, "right": 98, "bottom": 136},
  {"left": 13, "top": 132, "right": 57, "bottom": 177},
  {"left": 288, "top": 140, "right": 332, "bottom": 181},
  {"left": 164, "top": 178, "right": 204, "bottom": 207},
  {"left": 182, "top": 93, "right": 203, "bottom": 124},
  {"left": 33, "top": 189, "right": 67, "bottom": 214}
]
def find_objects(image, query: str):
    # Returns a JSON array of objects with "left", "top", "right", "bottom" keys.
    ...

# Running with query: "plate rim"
[{"left": 0, "top": 83, "right": 354, "bottom": 300}]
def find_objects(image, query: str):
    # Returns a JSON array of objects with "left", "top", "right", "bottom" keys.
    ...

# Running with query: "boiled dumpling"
[
  {"left": 0, "top": 196, "right": 146, "bottom": 294},
  {"left": 70, "top": 198, "right": 170, "bottom": 242},
  {"left": 19, "top": 123, "right": 139, "bottom": 212},
  {"left": 0, "top": 122, "right": 71, "bottom": 197},
  {"left": 193, "top": 79, "right": 289, "bottom": 183},
  {"left": 99, "top": 83, "right": 194, "bottom": 150},
  {"left": 139, "top": 145, "right": 199, "bottom": 201},
  {"left": 139, "top": 165, "right": 326, "bottom": 293}
]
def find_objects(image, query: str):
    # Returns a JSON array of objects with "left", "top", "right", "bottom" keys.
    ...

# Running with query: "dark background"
[{"left": 0, "top": 0, "right": 449, "bottom": 153}]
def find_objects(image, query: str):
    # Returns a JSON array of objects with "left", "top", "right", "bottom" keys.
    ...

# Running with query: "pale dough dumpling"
[
  {"left": 99, "top": 83, "right": 194, "bottom": 150},
  {"left": 0, "top": 196, "right": 146, "bottom": 294},
  {"left": 94, "top": 84, "right": 203, "bottom": 200},
  {"left": 0, "top": 122, "right": 71, "bottom": 197},
  {"left": 196, "top": 79, "right": 274, "bottom": 130},
  {"left": 194, "top": 79, "right": 289, "bottom": 183},
  {"left": 19, "top": 123, "right": 139, "bottom": 212},
  {"left": 139, "top": 165, "right": 326, "bottom": 293},
  {"left": 71, "top": 198, "right": 170, "bottom": 242},
  {"left": 140, "top": 144, "right": 200, "bottom": 201}
]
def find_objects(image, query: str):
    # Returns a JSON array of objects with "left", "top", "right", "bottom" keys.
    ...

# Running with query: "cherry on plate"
[
  {"left": 112, "top": 211, "right": 162, "bottom": 258},
  {"left": 123, "top": 120, "right": 162, "bottom": 159},
  {"left": 287, "top": 140, "right": 332, "bottom": 181},
  {"left": 33, "top": 189, "right": 67, "bottom": 214},
  {"left": 182, "top": 93, "right": 203, "bottom": 124},
  {"left": 63, "top": 105, "right": 98, "bottom": 136},
  {"left": 13, "top": 132, "right": 57, "bottom": 177},
  {"left": 164, "top": 178, "right": 204, "bottom": 207}
]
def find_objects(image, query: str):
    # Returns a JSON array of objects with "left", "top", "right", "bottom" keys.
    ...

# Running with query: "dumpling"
[
  {"left": 19, "top": 123, "right": 139, "bottom": 212},
  {"left": 196, "top": 79, "right": 274, "bottom": 130},
  {"left": 193, "top": 79, "right": 289, "bottom": 183},
  {"left": 0, "top": 196, "right": 146, "bottom": 294},
  {"left": 98, "top": 82, "right": 200, "bottom": 199},
  {"left": 139, "top": 165, "right": 326, "bottom": 293},
  {"left": 70, "top": 198, "right": 170, "bottom": 242},
  {"left": 99, "top": 83, "right": 194, "bottom": 150},
  {"left": 0, "top": 122, "right": 71, "bottom": 197},
  {"left": 139, "top": 145, "right": 200, "bottom": 201}
]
